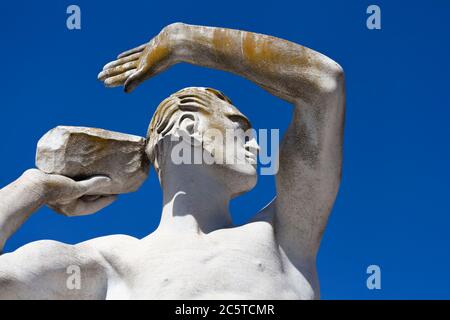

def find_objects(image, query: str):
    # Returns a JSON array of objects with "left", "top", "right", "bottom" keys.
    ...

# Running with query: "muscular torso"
[{"left": 90, "top": 217, "right": 317, "bottom": 300}]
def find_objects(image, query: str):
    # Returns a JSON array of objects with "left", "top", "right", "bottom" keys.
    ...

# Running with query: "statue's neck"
[{"left": 156, "top": 164, "right": 233, "bottom": 235}]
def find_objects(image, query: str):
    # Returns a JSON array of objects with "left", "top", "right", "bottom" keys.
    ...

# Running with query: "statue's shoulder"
[
  {"left": 80, "top": 234, "right": 139, "bottom": 251},
  {"left": 78, "top": 234, "right": 140, "bottom": 267}
]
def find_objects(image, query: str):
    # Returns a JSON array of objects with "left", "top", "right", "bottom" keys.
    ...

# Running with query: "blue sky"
[{"left": 1, "top": 1, "right": 449, "bottom": 299}]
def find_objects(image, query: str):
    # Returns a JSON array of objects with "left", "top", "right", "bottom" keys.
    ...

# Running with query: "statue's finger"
[
  {"left": 102, "top": 52, "right": 141, "bottom": 71},
  {"left": 77, "top": 176, "right": 112, "bottom": 196},
  {"left": 54, "top": 195, "right": 117, "bottom": 216},
  {"left": 104, "top": 69, "right": 137, "bottom": 87},
  {"left": 98, "top": 61, "right": 138, "bottom": 81},
  {"left": 72, "top": 195, "right": 118, "bottom": 216},
  {"left": 81, "top": 195, "right": 102, "bottom": 201},
  {"left": 124, "top": 68, "right": 146, "bottom": 93},
  {"left": 117, "top": 43, "right": 147, "bottom": 59}
]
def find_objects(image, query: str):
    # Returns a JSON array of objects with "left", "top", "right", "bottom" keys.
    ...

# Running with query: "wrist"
[
  {"left": 163, "top": 22, "right": 190, "bottom": 62},
  {"left": 20, "top": 169, "right": 49, "bottom": 204}
]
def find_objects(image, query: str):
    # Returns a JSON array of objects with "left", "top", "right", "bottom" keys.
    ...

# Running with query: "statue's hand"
[
  {"left": 24, "top": 169, "right": 117, "bottom": 216},
  {"left": 98, "top": 23, "right": 184, "bottom": 93}
]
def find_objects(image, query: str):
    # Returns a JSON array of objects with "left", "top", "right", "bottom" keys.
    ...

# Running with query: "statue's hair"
[{"left": 146, "top": 87, "right": 232, "bottom": 174}]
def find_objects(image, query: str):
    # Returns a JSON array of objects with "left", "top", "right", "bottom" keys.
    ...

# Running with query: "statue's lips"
[
  {"left": 245, "top": 151, "right": 257, "bottom": 161},
  {"left": 244, "top": 151, "right": 257, "bottom": 165},
  {"left": 244, "top": 141, "right": 258, "bottom": 163}
]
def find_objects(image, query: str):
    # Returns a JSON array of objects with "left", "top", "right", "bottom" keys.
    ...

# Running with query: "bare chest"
[{"left": 105, "top": 223, "right": 314, "bottom": 299}]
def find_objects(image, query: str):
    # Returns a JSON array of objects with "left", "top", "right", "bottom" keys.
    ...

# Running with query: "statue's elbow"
[{"left": 313, "top": 60, "right": 345, "bottom": 96}]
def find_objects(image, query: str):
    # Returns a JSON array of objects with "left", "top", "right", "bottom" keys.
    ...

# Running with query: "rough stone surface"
[{"left": 36, "top": 126, "right": 149, "bottom": 194}]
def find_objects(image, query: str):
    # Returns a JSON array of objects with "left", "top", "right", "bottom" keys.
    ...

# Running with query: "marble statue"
[{"left": 0, "top": 23, "right": 345, "bottom": 299}]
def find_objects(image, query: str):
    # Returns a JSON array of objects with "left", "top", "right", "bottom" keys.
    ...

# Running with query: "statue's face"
[
  {"left": 176, "top": 87, "right": 259, "bottom": 197},
  {"left": 149, "top": 87, "right": 259, "bottom": 197}
]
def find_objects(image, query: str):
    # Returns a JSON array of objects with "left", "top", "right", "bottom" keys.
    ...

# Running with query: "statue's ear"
[
  {"left": 175, "top": 112, "right": 202, "bottom": 146},
  {"left": 177, "top": 112, "right": 198, "bottom": 134}
]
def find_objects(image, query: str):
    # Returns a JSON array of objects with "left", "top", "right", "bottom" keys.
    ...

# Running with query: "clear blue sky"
[{"left": 1, "top": 1, "right": 449, "bottom": 299}]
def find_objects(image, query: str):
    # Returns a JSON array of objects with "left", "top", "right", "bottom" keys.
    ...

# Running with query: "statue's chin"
[{"left": 218, "top": 163, "right": 258, "bottom": 198}]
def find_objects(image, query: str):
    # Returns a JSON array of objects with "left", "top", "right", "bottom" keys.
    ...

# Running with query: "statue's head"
[{"left": 146, "top": 87, "right": 259, "bottom": 197}]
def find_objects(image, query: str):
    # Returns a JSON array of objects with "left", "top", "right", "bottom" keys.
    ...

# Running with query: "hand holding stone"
[{"left": 23, "top": 169, "right": 117, "bottom": 216}]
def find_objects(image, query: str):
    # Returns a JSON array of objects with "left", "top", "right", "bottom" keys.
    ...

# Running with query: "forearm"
[
  {"left": 0, "top": 171, "right": 46, "bottom": 251},
  {"left": 172, "top": 23, "right": 342, "bottom": 103}
]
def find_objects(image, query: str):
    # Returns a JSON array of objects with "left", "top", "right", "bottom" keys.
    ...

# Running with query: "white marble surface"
[{"left": 0, "top": 23, "right": 345, "bottom": 300}]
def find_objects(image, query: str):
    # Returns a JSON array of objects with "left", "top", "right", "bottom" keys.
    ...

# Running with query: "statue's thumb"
[
  {"left": 78, "top": 176, "right": 112, "bottom": 196},
  {"left": 124, "top": 69, "right": 145, "bottom": 93}
]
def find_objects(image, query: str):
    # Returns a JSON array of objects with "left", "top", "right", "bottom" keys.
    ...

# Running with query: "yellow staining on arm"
[{"left": 175, "top": 24, "right": 339, "bottom": 103}]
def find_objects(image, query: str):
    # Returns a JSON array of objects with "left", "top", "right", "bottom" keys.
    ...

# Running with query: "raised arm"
[
  {"left": 98, "top": 23, "right": 342, "bottom": 101},
  {"left": 98, "top": 22, "right": 345, "bottom": 263}
]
